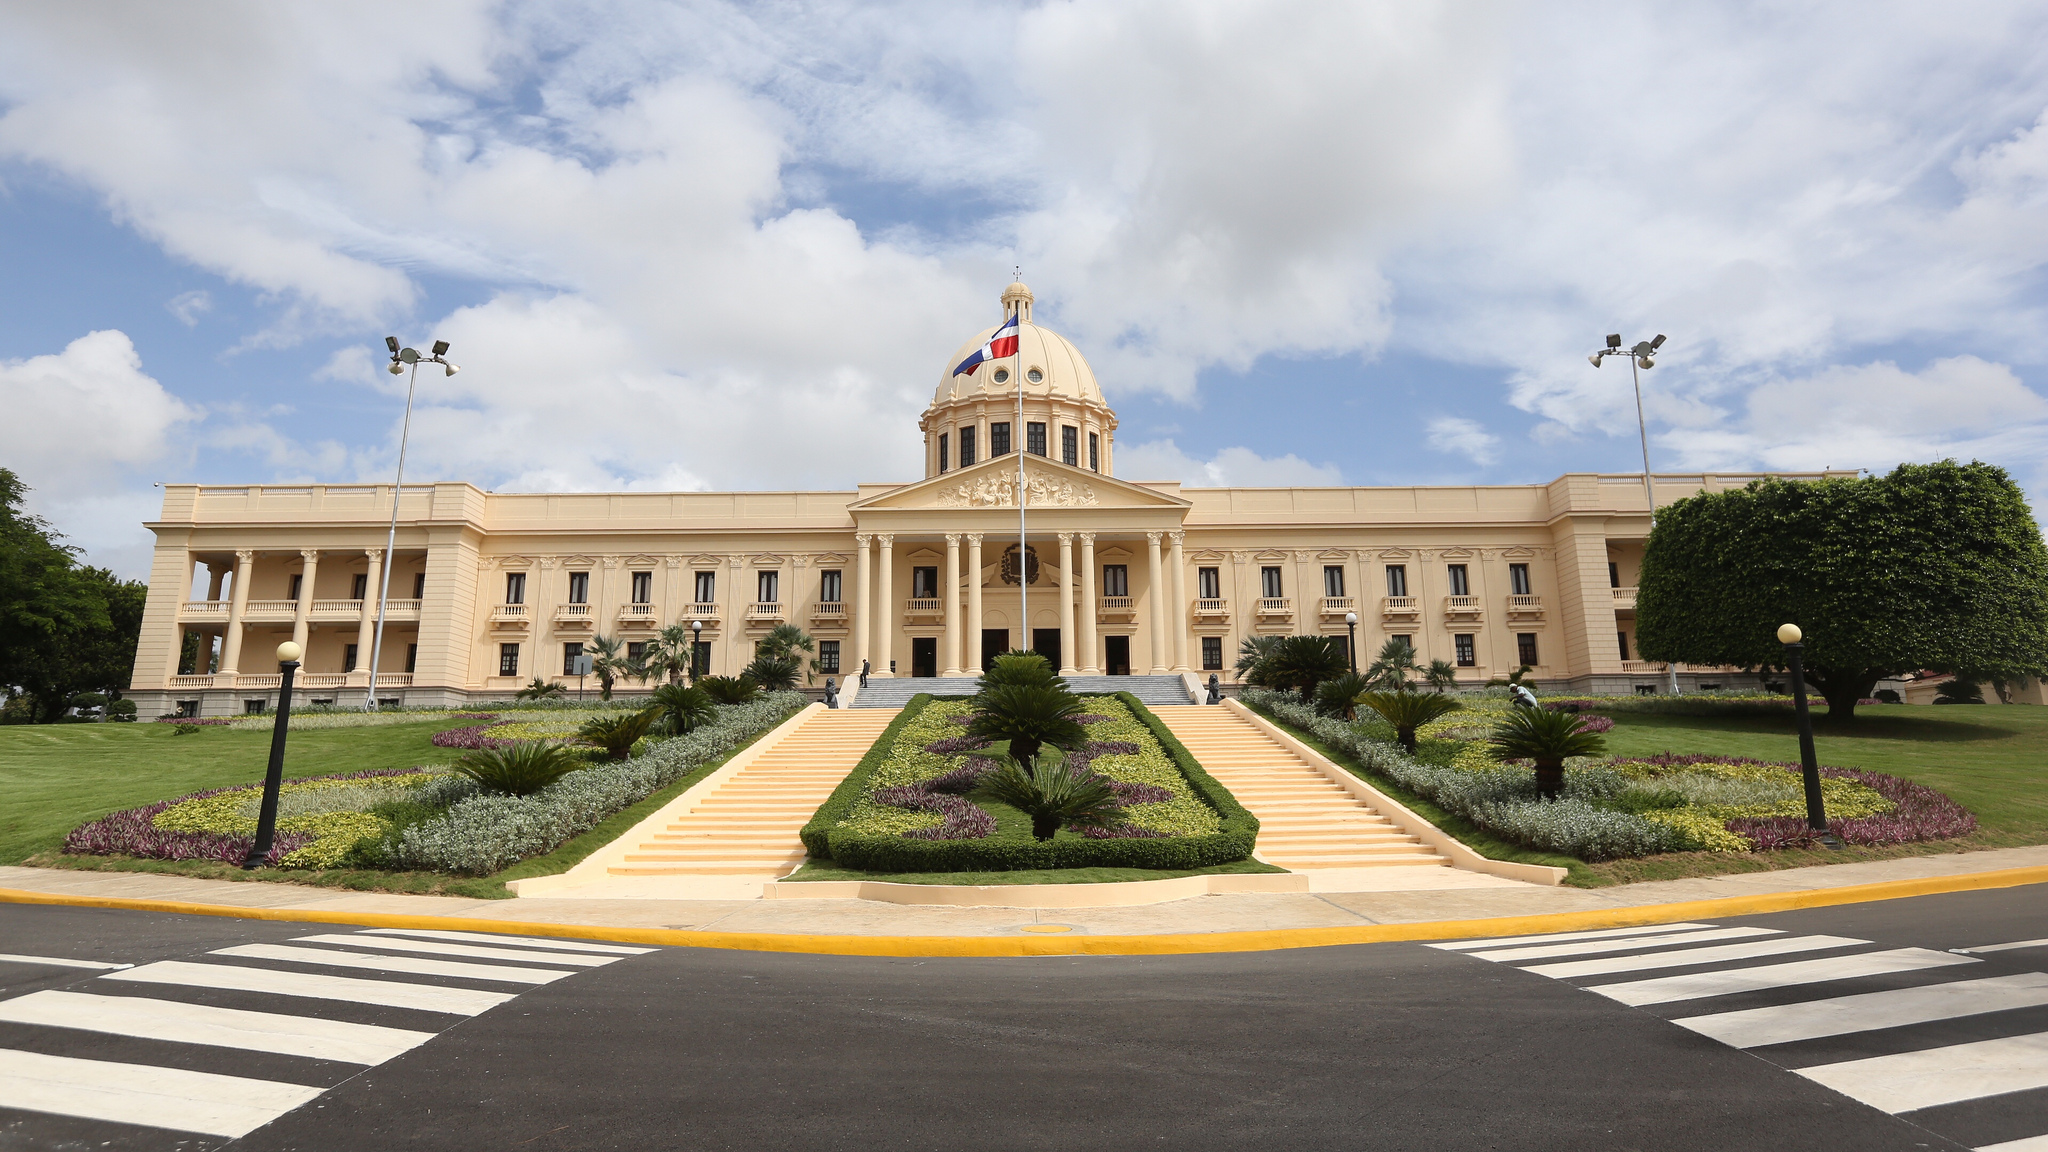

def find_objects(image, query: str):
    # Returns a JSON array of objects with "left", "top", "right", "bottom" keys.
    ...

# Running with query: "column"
[
  {"left": 1079, "top": 533, "right": 1098, "bottom": 674},
  {"left": 1056, "top": 533, "right": 1078, "bottom": 676},
  {"left": 220, "top": 549, "right": 255, "bottom": 674},
  {"left": 205, "top": 563, "right": 226, "bottom": 601},
  {"left": 942, "top": 533, "right": 963, "bottom": 676},
  {"left": 1145, "top": 532, "right": 1167, "bottom": 673},
  {"left": 853, "top": 534, "right": 872, "bottom": 676},
  {"left": 967, "top": 534, "right": 984, "bottom": 673},
  {"left": 353, "top": 548, "right": 382, "bottom": 687},
  {"left": 1169, "top": 531, "right": 1190, "bottom": 672},
  {"left": 875, "top": 533, "right": 895, "bottom": 677},
  {"left": 291, "top": 549, "right": 320, "bottom": 652}
]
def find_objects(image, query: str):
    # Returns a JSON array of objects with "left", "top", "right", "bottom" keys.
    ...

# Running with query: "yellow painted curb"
[{"left": 5, "top": 864, "right": 2045, "bottom": 957}]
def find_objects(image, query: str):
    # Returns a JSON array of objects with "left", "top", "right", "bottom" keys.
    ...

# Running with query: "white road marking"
[
  {"left": 1461, "top": 926, "right": 1780, "bottom": 963},
  {"left": 1525, "top": 935, "right": 1866, "bottom": 979},
  {"left": 0, "top": 953, "right": 131, "bottom": 971},
  {"left": 106, "top": 960, "right": 516, "bottom": 1015},
  {"left": 211, "top": 943, "right": 572, "bottom": 985},
  {"left": 1977, "top": 1134, "right": 2048, "bottom": 1151},
  {"left": 291, "top": 933, "right": 615, "bottom": 968},
  {"left": 362, "top": 927, "right": 654, "bottom": 955},
  {"left": 0, "top": 990, "right": 437, "bottom": 1065},
  {"left": 0, "top": 1047, "right": 322, "bottom": 1138},
  {"left": 1673, "top": 974, "right": 2048, "bottom": 1049},
  {"left": 1798, "top": 1030, "right": 2048, "bottom": 1114},
  {"left": 1427, "top": 923, "right": 1716, "bottom": 951},
  {"left": 1588, "top": 948, "right": 1979, "bottom": 1007},
  {"left": 1955, "top": 938, "right": 2048, "bottom": 955}
]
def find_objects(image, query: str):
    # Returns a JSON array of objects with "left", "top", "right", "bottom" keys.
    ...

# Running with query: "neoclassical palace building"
[{"left": 130, "top": 283, "right": 1844, "bottom": 716}]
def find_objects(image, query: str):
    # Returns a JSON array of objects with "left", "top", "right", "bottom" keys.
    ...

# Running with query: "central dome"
[{"left": 932, "top": 282, "right": 1106, "bottom": 407}]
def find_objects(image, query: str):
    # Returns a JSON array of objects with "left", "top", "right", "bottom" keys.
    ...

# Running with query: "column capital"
[
  {"left": 665, "top": 555, "right": 683, "bottom": 568},
  {"left": 966, "top": 532, "right": 983, "bottom": 545},
  {"left": 1057, "top": 531, "right": 1074, "bottom": 544},
  {"left": 728, "top": 554, "right": 745, "bottom": 569},
  {"left": 601, "top": 556, "right": 622, "bottom": 569},
  {"left": 1168, "top": 531, "right": 1185, "bottom": 546},
  {"left": 855, "top": 533, "right": 873, "bottom": 546},
  {"left": 235, "top": 548, "right": 256, "bottom": 564},
  {"left": 539, "top": 556, "right": 559, "bottom": 570},
  {"left": 1145, "top": 531, "right": 1162, "bottom": 545},
  {"left": 944, "top": 533, "right": 961, "bottom": 545},
  {"left": 364, "top": 547, "right": 384, "bottom": 563},
  {"left": 876, "top": 533, "right": 894, "bottom": 547},
  {"left": 1078, "top": 532, "right": 1095, "bottom": 545},
  {"left": 299, "top": 548, "right": 321, "bottom": 562}
]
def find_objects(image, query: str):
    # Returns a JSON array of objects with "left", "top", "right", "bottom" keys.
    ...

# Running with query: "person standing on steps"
[{"left": 859, "top": 659, "right": 870, "bottom": 689}]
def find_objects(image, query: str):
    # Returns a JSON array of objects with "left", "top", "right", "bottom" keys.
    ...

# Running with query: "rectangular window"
[
  {"left": 499, "top": 643, "right": 519, "bottom": 677},
  {"left": 1261, "top": 567, "right": 1283, "bottom": 598},
  {"left": 1102, "top": 565, "right": 1129, "bottom": 597},
  {"left": 1517, "top": 633, "right": 1539, "bottom": 667},
  {"left": 1061, "top": 425, "right": 1078, "bottom": 466},
  {"left": 1202, "top": 636, "right": 1223, "bottom": 670},
  {"left": 343, "top": 643, "right": 359, "bottom": 673},
  {"left": 1323, "top": 566, "right": 1345, "bottom": 598},
  {"left": 568, "top": 571, "right": 589, "bottom": 604},
  {"left": 691, "top": 641, "right": 711, "bottom": 677},
  {"left": 911, "top": 566, "right": 938, "bottom": 599},
  {"left": 990, "top": 421, "right": 1011, "bottom": 456},
  {"left": 1509, "top": 563, "right": 1531, "bottom": 596},
  {"left": 1197, "top": 567, "right": 1221, "bottom": 599},
  {"left": 1454, "top": 634, "right": 1476, "bottom": 667},
  {"left": 1609, "top": 561, "right": 1621, "bottom": 589},
  {"left": 631, "top": 571, "right": 652, "bottom": 604},
  {"left": 1386, "top": 565, "right": 1408, "bottom": 597},
  {"left": 820, "top": 569, "right": 842, "bottom": 603},
  {"left": 505, "top": 572, "right": 526, "bottom": 604},
  {"left": 405, "top": 643, "right": 418, "bottom": 674},
  {"left": 938, "top": 432, "right": 949, "bottom": 474},
  {"left": 1026, "top": 421, "right": 1047, "bottom": 456},
  {"left": 1391, "top": 635, "right": 1413, "bottom": 654},
  {"left": 351, "top": 573, "right": 368, "bottom": 600},
  {"left": 695, "top": 571, "right": 716, "bottom": 603},
  {"left": 1088, "top": 432, "right": 1100, "bottom": 472},
  {"left": 412, "top": 572, "right": 426, "bottom": 599},
  {"left": 819, "top": 640, "right": 841, "bottom": 674},
  {"left": 563, "top": 641, "right": 585, "bottom": 676},
  {"left": 288, "top": 574, "right": 303, "bottom": 601},
  {"left": 960, "top": 425, "right": 977, "bottom": 466},
  {"left": 243, "top": 699, "right": 266, "bottom": 715},
  {"left": 1448, "top": 564, "right": 1470, "bottom": 596},
  {"left": 1618, "top": 631, "right": 1630, "bottom": 661},
  {"left": 627, "top": 641, "right": 646, "bottom": 666},
  {"left": 757, "top": 571, "right": 779, "bottom": 604}
]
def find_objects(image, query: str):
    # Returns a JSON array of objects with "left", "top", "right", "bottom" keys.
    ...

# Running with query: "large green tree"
[
  {"left": 1635, "top": 460, "right": 2048, "bottom": 719},
  {"left": 0, "top": 470, "right": 148, "bottom": 721}
]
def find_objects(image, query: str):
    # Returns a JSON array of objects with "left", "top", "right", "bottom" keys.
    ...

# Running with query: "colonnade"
[{"left": 180, "top": 547, "right": 391, "bottom": 683}]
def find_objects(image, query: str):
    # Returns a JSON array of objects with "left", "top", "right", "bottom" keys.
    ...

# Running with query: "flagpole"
[{"left": 1015, "top": 286, "right": 1027, "bottom": 657}]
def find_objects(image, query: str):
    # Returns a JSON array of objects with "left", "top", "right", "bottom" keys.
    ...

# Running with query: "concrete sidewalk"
[{"left": 6, "top": 844, "right": 2046, "bottom": 938}]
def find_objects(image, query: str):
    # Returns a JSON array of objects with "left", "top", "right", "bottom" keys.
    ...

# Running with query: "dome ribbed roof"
[{"left": 933, "top": 283, "right": 1106, "bottom": 407}]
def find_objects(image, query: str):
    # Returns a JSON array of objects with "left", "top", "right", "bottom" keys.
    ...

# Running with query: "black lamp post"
[
  {"left": 690, "top": 618, "right": 702, "bottom": 685},
  {"left": 1345, "top": 611, "right": 1359, "bottom": 674},
  {"left": 1777, "top": 623, "right": 1841, "bottom": 849},
  {"left": 242, "top": 640, "right": 301, "bottom": 869}
]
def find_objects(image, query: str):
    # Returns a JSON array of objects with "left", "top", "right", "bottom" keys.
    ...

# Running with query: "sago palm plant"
[
  {"left": 965, "top": 682, "right": 1090, "bottom": 766},
  {"left": 1314, "top": 672, "right": 1373, "bottom": 719},
  {"left": 453, "top": 741, "right": 587, "bottom": 795},
  {"left": 1261, "top": 635, "right": 1351, "bottom": 703},
  {"left": 696, "top": 675, "right": 761, "bottom": 705},
  {"left": 1487, "top": 705, "right": 1608, "bottom": 799},
  {"left": 514, "top": 676, "right": 565, "bottom": 701},
  {"left": 977, "top": 651, "right": 1062, "bottom": 693},
  {"left": 741, "top": 654, "right": 802, "bottom": 692},
  {"left": 649, "top": 683, "right": 715, "bottom": 736},
  {"left": 1354, "top": 690, "right": 1463, "bottom": 753},
  {"left": 972, "top": 755, "right": 1125, "bottom": 841},
  {"left": 577, "top": 706, "right": 663, "bottom": 761}
]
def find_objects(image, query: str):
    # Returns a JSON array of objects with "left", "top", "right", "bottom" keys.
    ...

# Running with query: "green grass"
[{"left": 781, "top": 859, "right": 1286, "bottom": 885}]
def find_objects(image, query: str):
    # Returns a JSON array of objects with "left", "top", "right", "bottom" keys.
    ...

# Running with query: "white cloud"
[
  {"left": 1425, "top": 417, "right": 1500, "bottom": 467},
  {"left": 166, "top": 289, "right": 211, "bottom": 326},
  {"left": 1115, "top": 439, "right": 1344, "bottom": 488}
]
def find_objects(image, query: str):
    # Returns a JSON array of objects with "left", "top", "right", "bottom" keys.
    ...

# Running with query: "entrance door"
[
  {"left": 911, "top": 636, "right": 938, "bottom": 678},
  {"left": 980, "top": 629, "right": 1009, "bottom": 671},
  {"left": 1104, "top": 635, "right": 1131, "bottom": 676},
  {"left": 1031, "top": 628, "right": 1061, "bottom": 673}
]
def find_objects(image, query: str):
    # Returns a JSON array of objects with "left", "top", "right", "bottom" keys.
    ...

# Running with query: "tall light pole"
[
  {"left": 1345, "top": 611, "right": 1359, "bottom": 674},
  {"left": 1590, "top": 332, "right": 1679, "bottom": 696},
  {"left": 365, "top": 338, "right": 460, "bottom": 711}
]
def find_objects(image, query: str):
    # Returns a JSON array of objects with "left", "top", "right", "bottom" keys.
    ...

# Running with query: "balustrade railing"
[
  {"left": 811, "top": 601, "right": 846, "bottom": 617},
  {"left": 375, "top": 673, "right": 413, "bottom": 687},
  {"left": 904, "top": 597, "right": 942, "bottom": 613},
  {"left": 1381, "top": 596, "right": 1418, "bottom": 615},
  {"left": 492, "top": 604, "right": 528, "bottom": 619},
  {"left": 1319, "top": 596, "right": 1354, "bottom": 615},
  {"left": 555, "top": 603, "right": 593, "bottom": 618},
  {"left": 1613, "top": 586, "right": 1639, "bottom": 610},
  {"left": 1193, "top": 598, "right": 1228, "bottom": 614},
  {"left": 1257, "top": 597, "right": 1292, "bottom": 614},
  {"left": 167, "top": 675, "right": 215, "bottom": 689},
  {"left": 685, "top": 602, "right": 721, "bottom": 618},
  {"left": 244, "top": 599, "right": 299, "bottom": 615},
  {"left": 180, "top": 600, "right": 228, "bottom": 616},
  {"left": 618, "top": 603, "right": 659, "bottom": 619},
  {"left": 310, "top": 599, "right": 363, "bottom": 614},
  {"left": 297, "top": 673, "right": 349, "bottom": 688},
  {"left": 747, "top": 602, "right": 783, "bottom": 618},
  {"left": 379, "top": 599, "right": 422, "bottom": 615},
  {"left": 1444, "top": 595, "right": 1481, "bottom": 614}
]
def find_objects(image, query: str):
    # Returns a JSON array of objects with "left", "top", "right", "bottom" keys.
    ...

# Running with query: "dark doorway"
[
  {"left": 1104, "top": 635, "right": 1131, "bottom": 676},
  {"left": 911, "top": 637, "right": 938, "bottom": 678},
  {"left": 1031, "top": 629, "right": 1061, "bottom": 673},
  {"left": 980, "top": 629, "right": 1009, "bottom": 670}
]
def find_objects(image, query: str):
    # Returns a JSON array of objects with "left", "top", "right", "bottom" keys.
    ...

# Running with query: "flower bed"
[
  {"left": 1245, "top": 691, "right": 1974, "bottom": 862},
  {"left": 65, "top": 769, "right": 437, "bottom": 869},
  {"left": 801, "top": 693, "right": 1257, "bottom": 873}
]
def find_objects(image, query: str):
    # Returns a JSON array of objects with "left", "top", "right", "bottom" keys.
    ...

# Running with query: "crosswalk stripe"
[
  {"left": 1428, "top": 923, "right": 1716, "bottom": 951},
  {"left": 1587, "top": 948, "right": 1979, "bottom": 1007},
  {"left": 1525, "top": 935, "right": 1865, "bottom": 979},
  {"left": 1958, "top": 938, "right": 2048, "bottom": 956},
  {"left": 211, "top": 943, "right": 574, "bottom": 985},
  {"left": 291, "top": 933, "right": 616, "bottom": 968},
  {"left": 1977, "top": 1134, "right": 2048, "bottom": 1151},
  {"left": 0, "top": 953, "right": 132, "bottom": 971},
  {"left": 361, "top": 928, "right": 654, "bottom": 955},
  {"left": 1460, "top": 926, "right": 1780, "bottom": 963},
  {"left": 0, "top": 990, "right": 437, "bottom": 1065},
  {"left": 1672, "top": 973, "right": 2048, "bottom": 1049},
  {"left": 1797, "top": 1030, "right": 2048, "bottom": 1114},
  {"left": 106, "top": 960, "right": 517, "bottom": 1015},
  {"left": 0, "top": 1047, "right": 323, "bottom": 1138}
]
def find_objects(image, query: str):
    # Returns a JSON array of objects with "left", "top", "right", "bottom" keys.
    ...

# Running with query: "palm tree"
[
  {"left": 1488, "top": 706, "right": 1607, "bottom": 798},
  {"left": 1363, "top": 637, "right": 1420, "bottom": 691},
  {"left": 1235, "top": 635, "right": 1284, "bottom": 682},
  {"left": 965, "top": 682, "right": 1090, "bottom": 767},
  {"left": 1424, "top": 660, "right": 1460, "bottom": 693},
  {"left": 972, "top": 756, "right": 1124, "bottom": 841},
  {"left": 645, "top": 624, "right": 695, "bottom": 685},
  {"left": 741, "top": 653, "right": 802, "bottom": 691},
  {"left": 585, "top": 635, "right": 630, "bottom": 701},
  {"left": 755, "top": 624, "right": 818, "bottom": 683},
  {"left": 514, "top": 676, "right": 565, "bottom": 701},
  {"left": 1354, "top": 690, "right": 1462, "bottom": 753},
  {"left": 1260, "top": 635, "right": 1350, "bottom": 704},
  {"left": 649, "top": 683, "right": 715, "bottom": 736}
]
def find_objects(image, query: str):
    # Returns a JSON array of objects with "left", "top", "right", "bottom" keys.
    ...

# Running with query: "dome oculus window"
[
  {"left": 1027, "top": 368, "right": 1043, "bottom": 383},
  {"left": 992, "top": 368, "right": 1010, "bottom": 384}
]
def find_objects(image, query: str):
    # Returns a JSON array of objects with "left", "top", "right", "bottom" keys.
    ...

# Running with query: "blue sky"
[{"left": 3, "top": 1, "right": 2047, "bottom": 578}]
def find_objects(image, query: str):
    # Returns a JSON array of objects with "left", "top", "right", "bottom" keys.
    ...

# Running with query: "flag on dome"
[{"left": 952, "top": 312, "right": 1020, "bottom": 377}]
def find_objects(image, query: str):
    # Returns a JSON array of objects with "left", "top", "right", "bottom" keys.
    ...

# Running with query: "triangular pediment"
[{"left": 849, "top": 454, "right": 1189, "bottom": 513}]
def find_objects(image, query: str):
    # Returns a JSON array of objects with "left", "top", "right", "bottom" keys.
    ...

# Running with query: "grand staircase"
[
  {"left": 851, "top": 674, "right": 1192, "bottom": 708},
  {"left": 606, "top": 708, "right": 898, "bottom": 877},
  {"left": 1152, "top": 706, "right": 1449, "bottom": 870}
]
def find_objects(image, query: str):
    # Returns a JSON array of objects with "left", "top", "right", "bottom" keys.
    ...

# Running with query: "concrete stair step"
[
  {"left": 608, "top": 862, "right": 799, "bottom": 876},
  {"left": 1265, "top": 854, "right": 1449, "bottom": 868}
]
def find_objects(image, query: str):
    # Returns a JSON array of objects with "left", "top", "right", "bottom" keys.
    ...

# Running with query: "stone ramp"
[
  {"left": 604, "top": 708, "right": 898, "bottom": 879},
  {"left": 851, "top": 674, "right": 1192, "bottom": 708},
  {"left": 1152, "top": 706, "right": 1450, "bottom": 870}
]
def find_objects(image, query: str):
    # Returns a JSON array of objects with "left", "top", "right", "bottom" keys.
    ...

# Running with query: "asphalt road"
[{"left": 1, "top": 885, "right": 2043, "bottom": 1152}]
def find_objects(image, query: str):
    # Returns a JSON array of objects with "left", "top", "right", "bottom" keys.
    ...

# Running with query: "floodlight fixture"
[
  {"left": 431, "top": 340, "right": 449, "bottom": 356},
  {"left": 1650, "top": 334, "right": 1666, "bottom": 350},
  {"left": 1606, "top": 333, "right": 1622, "bottom": 349},
  {"left": 385, "top": 336, "right": 400, "bottom": 354}
]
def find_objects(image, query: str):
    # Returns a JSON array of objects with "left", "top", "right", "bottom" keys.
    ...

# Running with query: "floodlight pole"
[
  {"left": 366, "top": 339, "right": 458, "bottom": 711},
  {"left": 1592, "top": 334, "right": 1678, "bottom": 696},
  {"left": 1015, "top": 291, "right": 1027, "bottom": 655}
]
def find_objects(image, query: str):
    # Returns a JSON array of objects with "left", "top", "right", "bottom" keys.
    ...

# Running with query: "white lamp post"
[{"left": 364, "top": 338, "right": 459, "bottom": 710}]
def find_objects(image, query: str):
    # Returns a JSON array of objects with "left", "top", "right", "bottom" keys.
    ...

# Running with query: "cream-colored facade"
[{"left": 129, "top": 284, "right": 1849, "bottom": 716}]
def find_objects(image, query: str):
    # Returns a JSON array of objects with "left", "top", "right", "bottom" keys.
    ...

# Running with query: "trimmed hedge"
[{"left": 804, "top": 691, "right": 1259, "bottom": 872}]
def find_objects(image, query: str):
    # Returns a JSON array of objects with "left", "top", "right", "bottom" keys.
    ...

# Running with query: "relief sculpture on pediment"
[{"left": 933, "top": 470, "right": 1099, "bottom": 508}]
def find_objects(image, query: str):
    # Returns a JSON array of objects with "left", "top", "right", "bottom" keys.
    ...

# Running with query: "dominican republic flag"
[{"left": 952, "top": 312, "right": 1021, "bottom": 377}]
